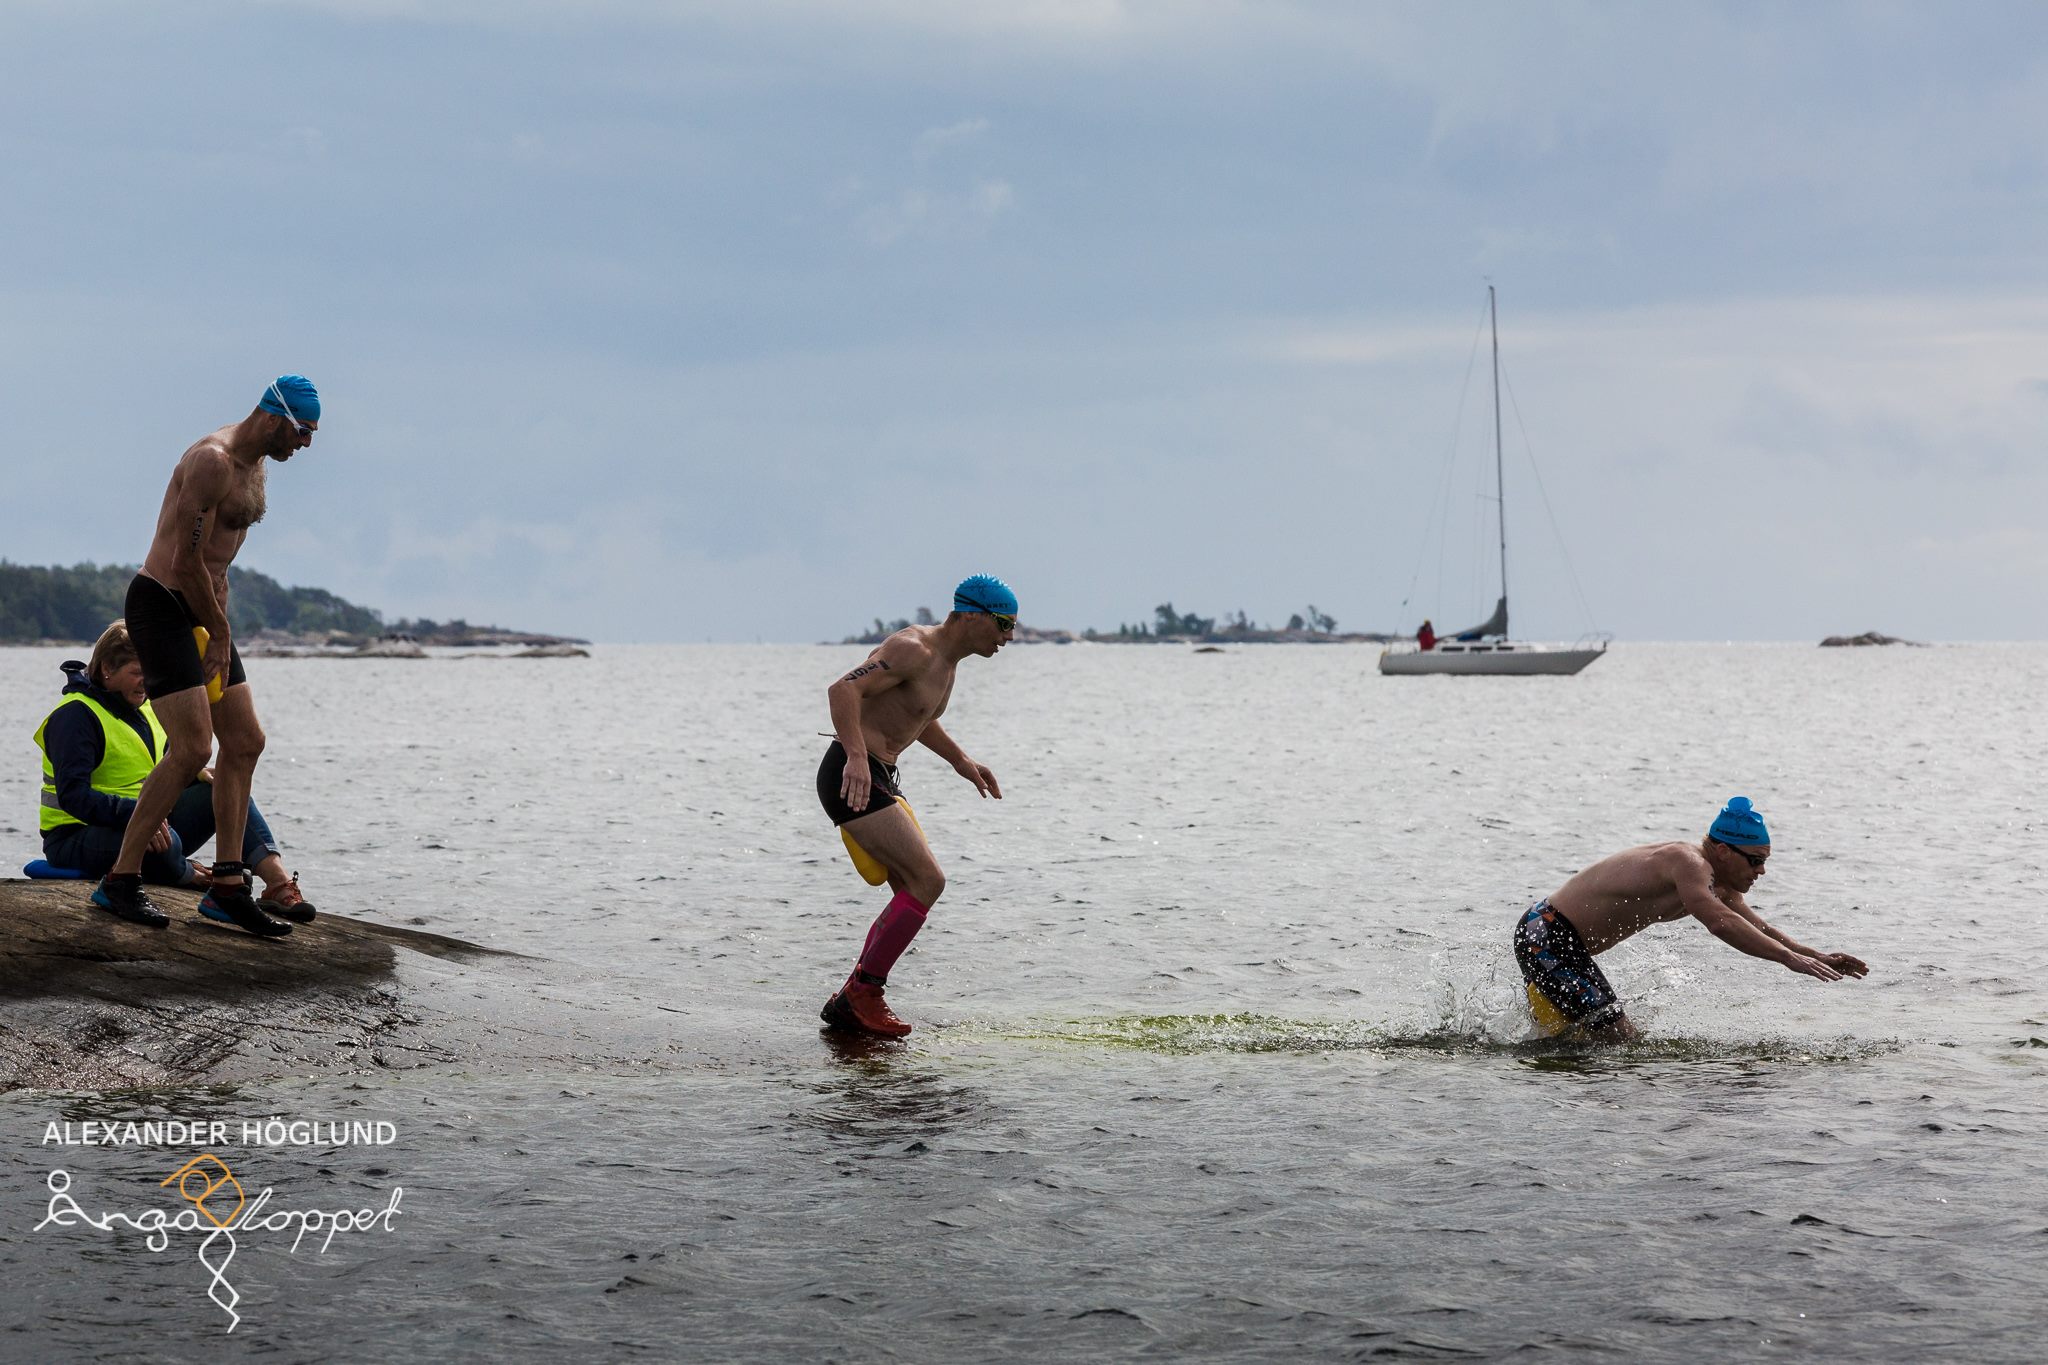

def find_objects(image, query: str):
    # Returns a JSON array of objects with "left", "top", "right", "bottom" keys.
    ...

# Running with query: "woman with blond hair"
[{"left": 33, "top": 620, "right": 316, "bottom": 926}]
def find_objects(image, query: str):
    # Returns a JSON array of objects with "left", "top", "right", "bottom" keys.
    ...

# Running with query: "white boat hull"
[{"left": 1378, "top": 641, "right": 1605, "bottom": 676}]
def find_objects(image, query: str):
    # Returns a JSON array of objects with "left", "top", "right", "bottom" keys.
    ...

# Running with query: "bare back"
[
  {"left": 139, "top": 426, "right": 266, "bottom": 601},
  {"left": 1548, "top": 840, "right": 1728, "bottom": 953}
]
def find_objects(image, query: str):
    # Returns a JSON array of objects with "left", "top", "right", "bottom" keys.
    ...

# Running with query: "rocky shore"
[
  {"left": 0, "top": 880, "right": 518, "bottom": 1091},
  {"left": 241, "top": 628, "right": 591, "bottom": 658},
  {"left": 1, "top": 881, "right": 710, "bottom": 1093}
]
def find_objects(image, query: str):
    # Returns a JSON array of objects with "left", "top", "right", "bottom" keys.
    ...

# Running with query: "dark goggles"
[
  {"left": 958, "top": 596, "right": 1016, "bottom": 632},
  {"left": 1712, "top": 839, "right": 1768, "bottom": 868}
]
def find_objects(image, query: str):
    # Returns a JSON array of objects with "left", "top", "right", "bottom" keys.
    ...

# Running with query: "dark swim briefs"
[
  {"left": 125, "top": 574, "right": 246, "bottom": 701},
  {"left": 1513, "top": 900, "right": 1624, "bottom": 1027},
  {"left": 816, "top": 741, "right": 905, "bottom": 826}
]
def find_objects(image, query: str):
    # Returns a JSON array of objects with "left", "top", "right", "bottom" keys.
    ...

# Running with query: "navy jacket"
[{"left": 40, "top": 661, "right": 161, "bottom": 829}]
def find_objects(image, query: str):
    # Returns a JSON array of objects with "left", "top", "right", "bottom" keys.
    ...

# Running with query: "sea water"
[{"left": 2, "top": 642, "right": 2044, "bottom": 1361}]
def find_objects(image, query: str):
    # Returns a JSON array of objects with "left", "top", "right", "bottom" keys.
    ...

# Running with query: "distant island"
[
  {"left": 839, "top": 601, "right": 1394, "bottom": 646},
  {"left": 0, "top": 561, "right": 585, "bottom": 649},
  {"left": 1820, "top": 631, "right": 1926, "bottom": 647}
]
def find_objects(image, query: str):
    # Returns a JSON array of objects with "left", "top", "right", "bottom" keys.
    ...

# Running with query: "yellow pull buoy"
[
  {"left": 191, "top": 627, "right": 224, "bottom": 703},
  {"left": 841, "top": 797, "right": 924, "bottom": 886},
  {"left": 1525, "top": 984, "right": 1569, "bottom": 1038}
]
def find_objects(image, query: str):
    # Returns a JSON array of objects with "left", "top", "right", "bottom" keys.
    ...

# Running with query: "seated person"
[{"left": 34, "top": 621, "right": 316, "bottom": 920}]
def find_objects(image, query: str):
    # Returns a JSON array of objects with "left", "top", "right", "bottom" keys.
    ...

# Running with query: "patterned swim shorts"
[{"left": 1512, "top": 900, "right": 1624, "bottom": 1027}]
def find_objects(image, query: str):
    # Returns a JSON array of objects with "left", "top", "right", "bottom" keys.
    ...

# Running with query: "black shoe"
[
  {"left": 819, "top": 990, "right": 859, "bottom": 1033},
  {"left": 198, "top": 881, "right": 292, "bottom": 938},
  {"left": 90, "top": 877, "right": 169, "bottom": 928}
]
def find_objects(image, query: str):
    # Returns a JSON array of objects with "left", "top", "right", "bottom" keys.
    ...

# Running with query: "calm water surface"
[{"left": 3, "top": 643, "right": 2044, "bottom": 1361}]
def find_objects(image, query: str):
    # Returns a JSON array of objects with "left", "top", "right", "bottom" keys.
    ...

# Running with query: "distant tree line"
[
  {"left": 1099, "top": 602, "right": 1341, "bottom": 640},
  {"left": 840, "top": 606, "right": 937, "bottom": 645},
  {"left": 837, "top": 599, "right": 1369, "bottom": 644},
  {"left": 0, "top": 561, "right": 384, "bottom": 643}
]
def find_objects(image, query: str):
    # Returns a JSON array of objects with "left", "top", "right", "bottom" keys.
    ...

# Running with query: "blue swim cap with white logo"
[
  {"left": 953, "top": 573, "right": 1017, "bottom": 617},
  {"left": 258, "top": 374, "right": 320, "bottom": 422},
  {"left": 1709, "top": 795, "right": 1769, "bottom": 847}
]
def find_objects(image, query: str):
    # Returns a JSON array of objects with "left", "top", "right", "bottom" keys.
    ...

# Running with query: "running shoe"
[
  {"left": 258, "top": 873, "right": 317, "bottom": 923},
  {"left": 199, "top": 881, "right": 293, "bottom": 937},
  {"left": 90, "top": 876, "right": 168, "bottom": 928},
  {"left": 820, "top": 978, "right": 912, "bottom": 1038}
]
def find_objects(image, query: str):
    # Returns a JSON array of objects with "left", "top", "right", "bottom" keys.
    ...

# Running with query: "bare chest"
[
  {"left": 869, "top": 666, "right": 958, "bottom": 745},
  {"left": 893, "top": 667, "right": 956, "bottom": 725},
  {"left": 214, "top": 462, "right": 268, "bottom": 532}
]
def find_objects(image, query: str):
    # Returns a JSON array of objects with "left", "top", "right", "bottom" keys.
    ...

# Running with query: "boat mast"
[{"left": 1489, "top": 285, "right": 1508, "bottom": 614}]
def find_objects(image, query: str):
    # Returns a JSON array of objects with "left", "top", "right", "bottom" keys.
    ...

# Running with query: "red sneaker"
[
  {"left": 820, "top": 977, "right": 912, "bottom": 1038},
  {"left": 258, "top": 873, "right": 318, "bottom": 923}
]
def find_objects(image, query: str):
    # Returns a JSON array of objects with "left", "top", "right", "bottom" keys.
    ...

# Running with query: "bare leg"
[
  {"left": 839, "top": 803, "right": 945, "bottom": 907},
  {"left": 111, "top": 687, "right": 212, "bottom": 876},
  {"left": 822, "top": 803, "right": 946, "bottom": 1037},
  {"left": 207, "top": 683, "right": 265, "bottom": 881},
  {"left": 253, "top": 853, "right": 291, "bottom": 894},
  {"left": 1578, "top": 1013, "right": 1641, "bottom": 1045}
]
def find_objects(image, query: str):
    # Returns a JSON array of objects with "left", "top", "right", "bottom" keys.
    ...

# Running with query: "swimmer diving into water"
[
  {"left": 1513, "top": 797, "right": 1868, "bottom": 1042},
  {"left": 815, "top": 574, "right": 1015, "bottom": 1037}
]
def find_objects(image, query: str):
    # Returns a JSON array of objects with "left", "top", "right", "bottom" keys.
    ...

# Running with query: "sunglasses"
[
  {"left": 270, "top": 383, "right": 312, "bottom": 437},
  {"left": 1713, "top": 839, "right": 1768, "bottom": 869}
]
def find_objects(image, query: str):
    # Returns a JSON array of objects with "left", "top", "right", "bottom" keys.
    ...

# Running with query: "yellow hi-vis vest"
[{"left": 34, "top": 693, "right": 166, "bottom": 833}]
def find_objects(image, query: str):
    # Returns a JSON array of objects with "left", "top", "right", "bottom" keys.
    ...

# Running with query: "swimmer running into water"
[
  {"left": 816, "top": 574, "right": 1015, "bottom": 1037},
  {"left": 1514, "top": 796, "right": 1868, "bottom": 1043}
]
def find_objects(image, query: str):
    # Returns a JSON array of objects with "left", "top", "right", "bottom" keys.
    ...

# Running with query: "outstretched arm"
[
  {"left": 1671, "top": 849, "right": 1844, "bottom": 981},
  {"left": 918, "top": 719, "right": 1001, "bottom": 799},
  {"left": 1721, "top": 888, "right": 1869, "bottom": 978}
]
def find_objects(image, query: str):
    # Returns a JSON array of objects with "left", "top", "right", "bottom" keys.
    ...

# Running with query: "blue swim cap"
[
  {"left": 1709, "top": 795, "right": 1769, "bottom": 847},
  {"left": 257, "top": 375, "right": 320, "bottom": 423},
  {"left": 953, "top": 573, "right": 1017, "bottom": 617}
]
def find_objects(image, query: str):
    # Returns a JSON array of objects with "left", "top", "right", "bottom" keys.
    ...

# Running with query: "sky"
[{"left": 3, "top": 0, "right": 2045, "bottom": 642}]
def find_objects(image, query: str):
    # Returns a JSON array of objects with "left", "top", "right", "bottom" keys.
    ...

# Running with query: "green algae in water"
[
  {"left": 1001, "top": 1012, "right": 1389, "bottom": 1055},
  {"left": 989, "top": 1013, "right": 1898, "bottom": 1066}
]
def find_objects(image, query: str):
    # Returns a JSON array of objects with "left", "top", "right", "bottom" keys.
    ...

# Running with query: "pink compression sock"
[{"left": 856, "top": 891, "right": 929, "bottom": 981}]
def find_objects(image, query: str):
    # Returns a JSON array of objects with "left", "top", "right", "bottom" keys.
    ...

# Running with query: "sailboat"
[{"left": 1379, "top": 287, "right": 1608, "bottom": 677}]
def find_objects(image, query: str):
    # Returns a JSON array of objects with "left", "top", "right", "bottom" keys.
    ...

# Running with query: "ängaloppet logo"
[{"left": 32, "top": 1120, "right": 406, "bottom": 1333}]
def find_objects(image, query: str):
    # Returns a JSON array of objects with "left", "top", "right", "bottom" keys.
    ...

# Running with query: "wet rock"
[{"left": 0, "top": 879, "right": 509, "bottom": 1092}]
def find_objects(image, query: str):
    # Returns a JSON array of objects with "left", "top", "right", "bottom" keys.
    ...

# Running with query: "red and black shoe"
[
  {"left": 819, "top": 969, "right": 912, "bottom": 1038},
  {"left": 258, "top": 873, "right": 318, "bottom": 923}
]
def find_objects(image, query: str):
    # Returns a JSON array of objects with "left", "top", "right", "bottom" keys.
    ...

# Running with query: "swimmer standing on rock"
[
  {"left": 89, "top": 377, "right": 321, "bottom": 937},
  {"left": 815, "top": 575, "right": 1016, "bottom": 1038},
  {"left": 1513, "top": 796, "right": 1869, "bottom": 1042}
]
